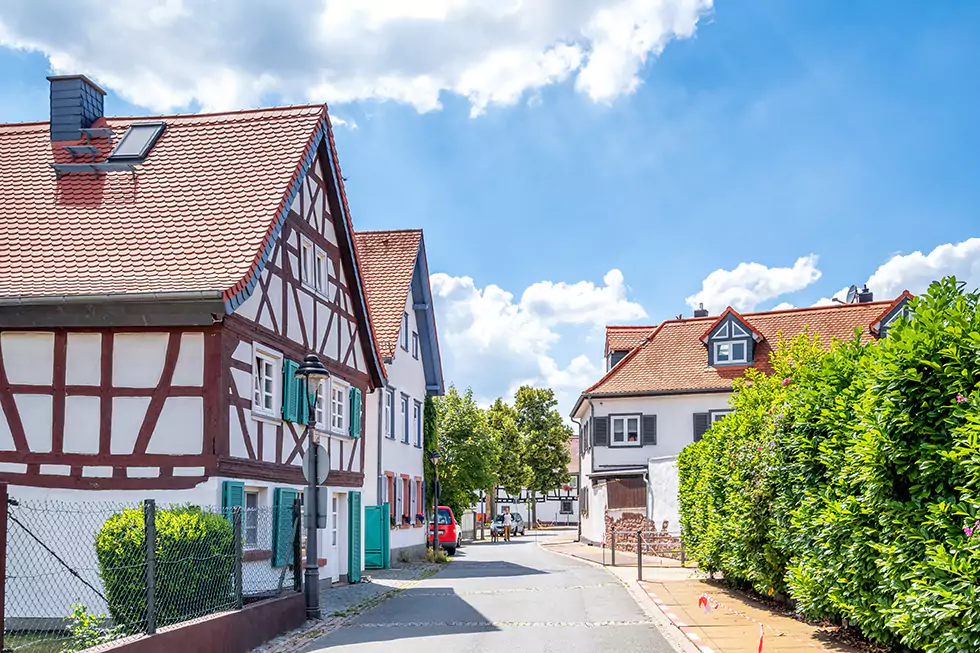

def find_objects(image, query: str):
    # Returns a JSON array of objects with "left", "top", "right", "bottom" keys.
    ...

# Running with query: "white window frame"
[
  {"left": 400, "top": 394, "right": 410, "bottom": 444},
  {"left": 244, "top": 489, "right": 260, "bottom": 549},
  {"left": 714, "top": 340, "right": 748, "bottom": 364},
  {"left": 330, "top": 379, "right": 348, "bottom": 435},
  {"left": 412, "top": 332, "right": 420, "bottom": 359},
  {"left": 610, "top": 414, "right": 641, "bottom": 447},
  {"left": 413, "top": 400, "right": 423, "bottom": 448},
  {"left": 314, "top": 378, "right": 328, "bottom": 430},
  {"left": 330, "top": 495, "right": 339, "bottom": 546},
  {"left": 314, "top": 247, "right": 329, "bottom": 296},
  {"left": 300, "top": 236, "right": 314, "bottom": 288},
  {"left": 410, "top": 480, "right": 417, "bottom": 519},
  {"left": 401, "top": 312, "right": 409, "bottom": 350},
  {"left": 382, "top": 389, "right": 394, "bottom": 439},
  {"left": 252, "top": 343, "right": 283, "bottom": 420},
  {"left": 560, "top": 500, "right": 573, "bottom": 515},
  {"left": 710, "top": 409, "right": 732, "bottom": 423}
]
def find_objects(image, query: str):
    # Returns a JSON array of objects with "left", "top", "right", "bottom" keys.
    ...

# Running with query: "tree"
[
  {"left": 513, "top": 386, "right": 573, "bottom": 520},
  {"left": 430, "top": 386, "right": 501, "bottom": 519},
  {"left": 486, "top": 398, "right": 531, "bottom": 496}
]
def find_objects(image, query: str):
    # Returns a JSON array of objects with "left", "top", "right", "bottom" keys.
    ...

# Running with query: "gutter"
[
  {"left": 571, "top": 386, "right": 732, "bottom": 417},
  {"left": 0, "top": 289, "right": 225, "bottom": 307}
]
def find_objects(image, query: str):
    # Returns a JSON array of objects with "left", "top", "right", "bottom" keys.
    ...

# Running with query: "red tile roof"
[
  {"left": 605, "top": 325, "right": 657, "bottom": 355},
  {"left": 582, "top": 300, "right": 897, "bottom": 401},
  {"left": 0, "top": 105, "right": 326, "bottom": 300},
  {"left": 697, "top": 306, "right": 763, "bottom": 343},
  {"left": 870, "top": 290, "right": 914, "bottom": 334},
  {"left": 353, "top": 230, "right": 422, "bottom": 358}
]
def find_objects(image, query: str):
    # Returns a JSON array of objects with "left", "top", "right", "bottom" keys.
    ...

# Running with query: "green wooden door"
[
  {"left": 348, "top": 491, "right": 363, "bottom": 583},
  {"left": 364, "top": 504, "right": 385, "bottom": 569}
]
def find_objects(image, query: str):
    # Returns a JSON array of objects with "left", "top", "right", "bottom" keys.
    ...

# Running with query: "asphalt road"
[{"left": 303, "top": 530, "right": 677, "bottom": 653}]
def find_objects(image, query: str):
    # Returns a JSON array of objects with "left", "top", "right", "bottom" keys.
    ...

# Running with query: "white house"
[
  {"left": 356, "top": 229, "right": 444, "bottom": 560},
  {"left": 572, "top": 291, "right": 913, "bottom": 545},
  {"left": 0, "top": 74, "right": 388, "bottom": 618}
]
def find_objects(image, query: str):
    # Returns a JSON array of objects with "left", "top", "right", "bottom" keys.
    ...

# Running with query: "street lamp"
[
  {"left": 295, "top": 354, "right": 329, "bottom": 619},
  {"left": 429, "top": 450, "right": 441, "bottom": 552}
]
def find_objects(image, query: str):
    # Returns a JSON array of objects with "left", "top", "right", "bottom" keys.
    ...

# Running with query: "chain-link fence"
[{"left": 2, "top": 494, "right": 301, "bottom": 653}]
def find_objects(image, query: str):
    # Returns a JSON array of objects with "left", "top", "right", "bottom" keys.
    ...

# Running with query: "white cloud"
[
  {"left": 0, "top": 0, "right": 712, "bottom": 115},
  {"left": 866, "top": 238, "right": 980, "bottom": 298},
  {"left": 770, "top": 302, "right": 795, "bottom": 311},
  {"left": 430, "top": 269, "right": 643, "bottom": 412},
  {"left": 686, "top": 255, "right": 822, "bottom": 314},
  {"left": 810, "top": 285, "right": 849, "bottom": 307}
]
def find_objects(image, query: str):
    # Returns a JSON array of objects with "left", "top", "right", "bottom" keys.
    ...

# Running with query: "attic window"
[
  {"left": 714, "top": 341, "right": 747, "bottom": 364},
  {"left": 107, "top": 121, "right": 165, "bottom": 161}
]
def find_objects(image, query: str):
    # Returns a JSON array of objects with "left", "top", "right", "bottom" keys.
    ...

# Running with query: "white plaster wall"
[
  {"left": 587, "top": 393, "right": 732, "bottom": 470},
  {"left": 66, "top": 333, "right": 101, "bottom": 385},
  {"left": 113, "top": 333, "right": 168, "bottom": 388},
  {"left": 647, "top": 456, "right": 681, "bottom": 531},
  {"left": 64, "top": 396, "right": 100, "bottom": 454},
  {"left": 580, "top": 482, "right": 607, "bottom": 545},
  {"left": 1, "top": 332, "right": 54, "bottom": 385},
  {"left": 172, "top": 333, "right": 204, "bottom": 386},
  {"left": 147, "top": 397, "right": 204, "bottom": 454}
]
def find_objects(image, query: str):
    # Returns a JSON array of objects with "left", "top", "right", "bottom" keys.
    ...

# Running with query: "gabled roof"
[
  {"left": 870, "top": 290, "right": 914, "bottom": 335},
  {"left": 605, "top": 325, "right": 657, "bottom": 355},
  {"left": 354, "top": 229, "right": 445, "bottom": 395},
  {"left": 575, "top": 300, "right": 895, "bottom": 416},
  {"left": 698, "top": 307, "right": 763, "bottom": 343},
  {"left": 0, "top": 103, "right": 386, "bottom": 386},
  {"left": 0, "top": 106, "right": 326, "bottom": 302}
]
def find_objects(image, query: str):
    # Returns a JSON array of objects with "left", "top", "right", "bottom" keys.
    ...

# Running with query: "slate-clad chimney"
[
  {"left": 857, "top": 284, "right": 874, "bottom": 303},
  {"left": 694, "top": 303, "right": 709, "bottom": 318},
  {"left": 47, "top": 74, "right": 106, "bottom": 142}
]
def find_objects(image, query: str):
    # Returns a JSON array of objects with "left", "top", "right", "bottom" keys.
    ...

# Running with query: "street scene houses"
[
  {"left": 355, "top": 229, "right": 444, "bottom": 561},
  {"left": 572, "top": 290, "right": 913, "bottom": 545}
]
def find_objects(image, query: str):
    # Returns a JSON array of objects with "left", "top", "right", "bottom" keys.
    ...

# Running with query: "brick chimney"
[
  {"left": 47, "top": 74, "right": 106, "bottom": 142},
  {"left": 857, "top": 284, "right": 874, "bottom": 303},
  {"left": 693, "top": 303, "right": 709, "bottom": 318}
]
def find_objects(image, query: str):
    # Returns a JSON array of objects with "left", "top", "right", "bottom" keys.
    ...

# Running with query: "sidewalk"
[{"left": 541, "top": 536, "right": 860, "bottom": 653}]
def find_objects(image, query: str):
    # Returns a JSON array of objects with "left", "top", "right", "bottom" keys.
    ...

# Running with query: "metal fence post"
[
  {"left": 0, "top": 483, "right": 7, "bottom": 652},
  {"left": 637, "top": 530, "right": 643, "bottom": 581},
  {"left": 292, "top": 498, "right": 302, "bottom": 592},
  {"left": 233, "top": 506, "right": 243, "bottom": 610},
  {"left": 144, "top": 499, "right": 156, "bottom": 635},
  {"left": 610, "top": 525, "right": 616, "bottom": 567}
]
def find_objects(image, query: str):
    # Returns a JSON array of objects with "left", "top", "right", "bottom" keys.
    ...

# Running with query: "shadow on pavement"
[{"left": 436, "top": 556, "right": 547, "bottom": 579}]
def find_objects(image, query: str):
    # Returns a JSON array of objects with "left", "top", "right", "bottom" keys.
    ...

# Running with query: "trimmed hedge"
[
  {"left": 95, "top": 505, "right": 235, "bottom": 631},
  {"left": 678, "top": 277, "right": 980, "bottom": 653}
]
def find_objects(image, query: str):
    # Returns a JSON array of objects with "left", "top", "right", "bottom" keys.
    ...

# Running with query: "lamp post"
[
  {"left": 295, "top": 354, "right": 329, "bottom": 620},
  {"left": 429, "top": 450, "right": 441, "bottom": 552}
]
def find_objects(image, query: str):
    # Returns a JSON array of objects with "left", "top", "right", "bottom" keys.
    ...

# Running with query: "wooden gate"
[{"left": 364, "top": 503, "right": 390, "bottom": 570}]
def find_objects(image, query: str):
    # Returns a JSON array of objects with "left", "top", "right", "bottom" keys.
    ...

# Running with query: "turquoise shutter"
[
  {"left": 272, "top": 487, "right": 298, "bottom": 567},
  {"left": 348, "top": 491, "right": 362, "bottom": 582},
  {"left": 349, "top": 387, "right": 362, "bottom": 438},
  {"left": 222, "top": 480, "right": 244, "bottom": 521},
  {"left": 282, "top": 360, "right": 300, "bottom": 423}
]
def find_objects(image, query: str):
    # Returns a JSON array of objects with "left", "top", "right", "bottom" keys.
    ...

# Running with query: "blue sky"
[{"left": 1, "top": 1, "right": 978, "bottom": 413}]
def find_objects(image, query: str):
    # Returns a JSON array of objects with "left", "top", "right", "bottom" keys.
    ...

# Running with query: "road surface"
[{"left": 303, "top": 530, "right": 677, "bottom": 653}]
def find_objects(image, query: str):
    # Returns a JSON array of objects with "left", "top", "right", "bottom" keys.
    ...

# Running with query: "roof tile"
[{"left": 353, "top": 230, "right": 422, "bottom": 358}]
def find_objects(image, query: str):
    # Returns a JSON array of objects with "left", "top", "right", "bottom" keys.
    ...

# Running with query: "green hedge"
[
  {"left": 677, "top": 277, "right": 980, "bottom": 653},
  {"left": 95, "top": 505, "right": 235, "bottom": 631}
]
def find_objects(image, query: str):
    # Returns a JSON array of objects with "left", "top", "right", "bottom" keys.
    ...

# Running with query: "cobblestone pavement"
[{"left": 250, "top": 563, "right": 441, "bottom": 653}]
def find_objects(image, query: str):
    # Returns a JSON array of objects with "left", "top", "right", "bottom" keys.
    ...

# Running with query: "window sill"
[
  {"left": 609, "top": 442, "right": 643, "bottom": 448},
  {"left": 252, "top": 413, "right": 281, "bottom": 426},
  {"left": 243, "top": 549, "right": 273, "bottom": 562}
]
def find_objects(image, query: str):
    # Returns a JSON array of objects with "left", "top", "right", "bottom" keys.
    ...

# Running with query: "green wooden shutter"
[
  {"left": 272, "top": 487, "right": 298, "bottom": 567},
  {"left": 281, "top": 360, "right": 299, "bottom": 422},
  {"left": 348, "top": 491, "right": 362, "bottom": 582},
  {"left": 349, "top": 387, "right": 362, "bottom": 438},
  {"left": 222, "top": 480, "right": 244, "bottom": 521}
]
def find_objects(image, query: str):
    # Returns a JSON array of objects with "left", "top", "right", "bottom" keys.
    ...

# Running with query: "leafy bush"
[
  {"left": 60, "top": 603, "right": 123, "bottom": 653},
  {"left": 95, "top": 505, "right": 236, "bottom": 631},
  {"left": 678, "top": 277, "right": 980, "bottom": 653}
]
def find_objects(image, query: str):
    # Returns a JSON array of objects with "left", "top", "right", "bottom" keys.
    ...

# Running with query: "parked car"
[
  {"left": 490, "top": 512, "right": 526, "bottom": 537},
  {"left": 428, "top": 505, "right": 461, "bottom": 555}
]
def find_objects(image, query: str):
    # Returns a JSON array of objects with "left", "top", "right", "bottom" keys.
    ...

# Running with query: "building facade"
[{"left": 573, "top": 292, "right": 913, "bottom": 545}]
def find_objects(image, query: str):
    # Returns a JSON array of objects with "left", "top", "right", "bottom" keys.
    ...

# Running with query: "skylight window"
[{"left": 107, "top": 122, "right": 166, "bottom": 161}]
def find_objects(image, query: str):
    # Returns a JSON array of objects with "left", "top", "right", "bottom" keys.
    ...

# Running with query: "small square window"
[
  {"left": 610, "top": 415, "right": 640, "bottom": 447},
  {"left": 252, "top": 344, "right": 282, "bottom": 418},
  {"left": 331, "top": 380, "right": 347, "bottom": 433},
  {"left": 314, "top": 379, "right": 328, "bottom": 430},
  {"left": 731, "top": 341, "right": 746, "bottom": 361}
]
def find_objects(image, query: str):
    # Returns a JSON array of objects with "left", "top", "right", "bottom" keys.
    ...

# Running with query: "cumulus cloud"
[
  {"left": 0, "top": 0, "right": 712, "bottom": 115},
  {"left": 686, "top": 255, "right": 822, "bottom": 314},
  {"left": 430, "top": 269, "right": 644, "bottom": 411},
  {"left": 866, "top": 238, "right": 980, "bottom": 297},
  {"left": 770, "top": 302, "right": 795, "bottom": 311}
]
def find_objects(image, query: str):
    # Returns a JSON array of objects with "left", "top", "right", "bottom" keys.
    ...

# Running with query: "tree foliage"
[
  {"left": 430, "top": 385, "right": 500, "bottom": 517},
  {"left": 486, "top": 398, "right": 531, "bottom": 495},
  {"left": 678, "top": 277, "right": 980, "bottom": 653},
  {"left": 514, "top": 386, "right": 572, "bottom": 495}
]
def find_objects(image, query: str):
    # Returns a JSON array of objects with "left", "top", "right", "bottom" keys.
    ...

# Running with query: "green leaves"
[{"left": 677, "top": 277, "right": 980, "bottom": 653}]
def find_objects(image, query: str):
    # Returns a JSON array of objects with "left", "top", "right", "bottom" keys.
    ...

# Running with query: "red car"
[{"left": 428, "top": 505, "right": 461, "bottom": 555}]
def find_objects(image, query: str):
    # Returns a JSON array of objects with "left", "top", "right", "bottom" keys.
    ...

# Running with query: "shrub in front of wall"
[{"left": 96, "top": 505, "right": 236, "bottom": 631}]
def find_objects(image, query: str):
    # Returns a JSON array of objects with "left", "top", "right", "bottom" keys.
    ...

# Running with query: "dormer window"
[{"left": 700, "top": 308, "right": 760, "bottom": 368}]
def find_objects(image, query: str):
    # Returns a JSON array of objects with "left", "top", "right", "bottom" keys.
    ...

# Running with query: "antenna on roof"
[{"left": 845, "top": 284, "right": 859, "bottom": 304}]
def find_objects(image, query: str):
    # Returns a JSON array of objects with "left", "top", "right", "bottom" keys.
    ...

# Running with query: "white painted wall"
[
  {"left": 363, "top": 290, "right": 428, "bottom": 556},
  {"left": 647, "top": 456, "right": 680, "bottom": 530}
]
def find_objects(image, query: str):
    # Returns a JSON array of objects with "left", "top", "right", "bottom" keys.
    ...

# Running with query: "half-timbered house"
[
  {"left": 0, "top": 75, "right": 386, "bottom": 594},
  {"left": 355, "top": 229, "right": 444, "bottom": 561}
]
